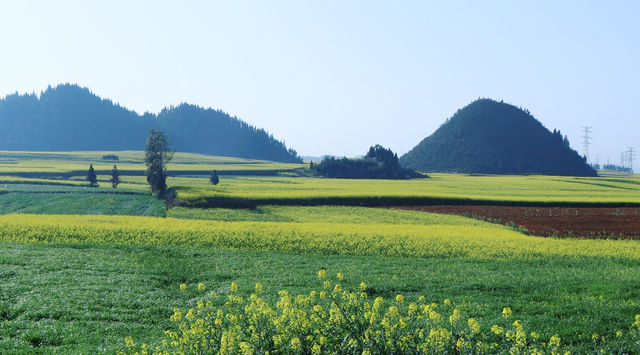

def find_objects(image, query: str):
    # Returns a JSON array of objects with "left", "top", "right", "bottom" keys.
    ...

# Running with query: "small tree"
[
  {"left": 110, "top": 165, "right": 120, "bottom": 188},
  {"left": 145, "top": 129, "right": 173, "bottom": 197},
  {"left": 87, "top": 164, "right": 98, "bottom": 187},
  {"left": 210, "top": 170, "right": 219, "bottom": 185}
]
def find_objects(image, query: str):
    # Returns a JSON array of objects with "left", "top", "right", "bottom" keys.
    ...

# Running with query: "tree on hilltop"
[{"left": 365, "top": 144, "right": 399, "bottom": 169}]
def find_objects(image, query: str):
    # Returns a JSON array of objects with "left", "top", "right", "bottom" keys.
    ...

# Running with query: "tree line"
[{"left": 0, "top": 84, "right": 302, "bottom": 163}]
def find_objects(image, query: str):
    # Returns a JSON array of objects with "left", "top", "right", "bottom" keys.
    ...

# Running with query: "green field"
[
  {"left": 0, "top": 151, "right": 639, "bottom": 353},
  {"left": 0, "top": 191, "right": 164, "bottom": 216},
  {"left": 2, "top": 236, "right": 639, "bottom": 353}
]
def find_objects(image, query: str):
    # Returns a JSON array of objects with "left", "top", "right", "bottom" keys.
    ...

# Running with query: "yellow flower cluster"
[{"left": 119, "top": 271, "right": 640, "bottom": 355}]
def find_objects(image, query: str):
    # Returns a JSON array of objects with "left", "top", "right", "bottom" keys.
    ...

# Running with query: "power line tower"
[
  {"left": 581, "top": 126, "right": 593, "bottom": 163},
  {"left": 628, "top": 147, "right": 636, "bottom": 174}
]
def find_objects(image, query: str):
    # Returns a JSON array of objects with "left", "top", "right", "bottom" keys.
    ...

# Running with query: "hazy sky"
[{"left": 0, "top": 1, "right": 637, "bottom": 167}]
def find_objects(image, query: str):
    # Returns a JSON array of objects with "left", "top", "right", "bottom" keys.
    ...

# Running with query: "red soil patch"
[{"left": 391, "top": 206, "right": 640, "bottom": 239}]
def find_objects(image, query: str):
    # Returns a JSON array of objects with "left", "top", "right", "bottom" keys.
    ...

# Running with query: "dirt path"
[{"left": 391, "top": 206, "right": 640, "bottom": 239}]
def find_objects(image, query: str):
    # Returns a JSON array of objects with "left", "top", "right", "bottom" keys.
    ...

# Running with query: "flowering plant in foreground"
[{"left": 122, "top": 272, "right": 640, "bottom": 354}]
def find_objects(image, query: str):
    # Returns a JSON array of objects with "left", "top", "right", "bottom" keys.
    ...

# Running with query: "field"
[
  {"left": 0, "top": 151, "right": 304, "bottom": 177},
  {"left": 173, "top": 174, "right": 640, "bottom": 207},
  {"left": 394, "top": 206, "right": 640, "bottom": 239},
  {"left": 0, "top": 183, "right": 164, "bottom": 216},
  {"left": 0, "top": 151, "right": 639, "bottom": 353}
]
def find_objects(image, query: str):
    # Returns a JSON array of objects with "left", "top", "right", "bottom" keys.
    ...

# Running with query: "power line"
[
  {"left": 628, "top": 147, "right": 636, "bottom": 174},
  {"left": 581, "top": 126, "right": 593, "bottom": 163}
]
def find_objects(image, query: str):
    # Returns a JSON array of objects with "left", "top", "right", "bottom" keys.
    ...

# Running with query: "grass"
[
  {"left": 0, "top": 192, "right": 165, "bottom": 216},
  {"left": 0, "top": 180, "right": 164, "bottom": 217},
  {"left": 0, "top": 176, "right": 86, "bottom": 186},
  {"left": 0, "top": 176, "right": 147, "bottom": 191},
  {"left": 1, "top": 182, "right": 145, "bottom": 193},
  {"left": 166, "top": 205, "right": 494, "bottom": 224},
  {"left": 1, "top": 242, "right": 638, "bottom": 353}
]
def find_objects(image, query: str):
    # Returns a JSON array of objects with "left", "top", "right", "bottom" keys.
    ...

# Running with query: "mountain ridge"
[{"left": 0, "top": 84, "right": 302, "bottom": 163}]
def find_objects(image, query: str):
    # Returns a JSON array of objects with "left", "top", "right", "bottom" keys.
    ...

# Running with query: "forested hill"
[
  {"left": 0, "top": 84, "right": 302, "bottom": 163},
  {"left": 400, "top": 99, "right": 597, "bottom": 177}
]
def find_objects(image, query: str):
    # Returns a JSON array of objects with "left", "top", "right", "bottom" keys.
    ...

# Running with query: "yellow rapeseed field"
[
  {"left": 0, "top": 150, "right": 304, "bottom": 174},
  {"left": 173, "top": 174, "right": 640, "bottom": 205},
  {"left": 1, "top": 213, "right": 639, "bottom": 261}
]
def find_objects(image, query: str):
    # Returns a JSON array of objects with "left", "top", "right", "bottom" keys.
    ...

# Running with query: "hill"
[
  {"left": 0, "top": 84, "right": 302, "bottom": 163},
  {"left": 400, "top": 99, "right": 597, "bottom": 176}
]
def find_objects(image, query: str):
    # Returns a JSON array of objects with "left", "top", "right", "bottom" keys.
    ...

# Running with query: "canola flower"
[
  {"left": 0, "top": 151, "right": 300, "bottom": 176},
  {"left": 172, "top": 174, "right": 640, "bottom": 205},
  {"left": 2, "top": 214, "right": 640, "bottom": 262},
  {"left": 120, "top": 271, "right": 640, "bottom": 354}
]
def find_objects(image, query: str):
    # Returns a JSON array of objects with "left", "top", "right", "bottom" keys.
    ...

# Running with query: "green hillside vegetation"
[
  {"left": 0, "top": 84, "right": 301, "bottom": 163},
  {"left": 312, "top": 145, "right": 422, "bottom": 179},
  {"left": 400, "top": 99, "right": 597, "bottom": 176}
]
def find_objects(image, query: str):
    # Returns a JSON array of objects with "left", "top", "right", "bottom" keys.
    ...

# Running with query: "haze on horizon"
[{"left": 0, "top": 1, "right": 637, "bottom": 169}]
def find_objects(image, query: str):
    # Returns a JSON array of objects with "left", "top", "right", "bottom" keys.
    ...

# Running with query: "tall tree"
[
  {"left": 210, "top": 170, "right": 219, "bottom": 185},
  {"left": 87, "top": 164, "right": 98, "bottom": 187},
  {"left": 110, "top": 165, "right": 120, "bottom": 188},
  {"left": 145, "top": 129, "right": 173, "bottom": 197}
]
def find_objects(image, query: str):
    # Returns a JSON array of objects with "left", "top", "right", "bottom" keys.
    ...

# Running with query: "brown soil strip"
[{"left": 391, "top": 206, "right": 640, "bottom": 240}]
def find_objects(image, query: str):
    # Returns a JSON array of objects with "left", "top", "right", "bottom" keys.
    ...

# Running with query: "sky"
[{"left": 0, "top": 1, "right": 638, "bottom": 168}]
